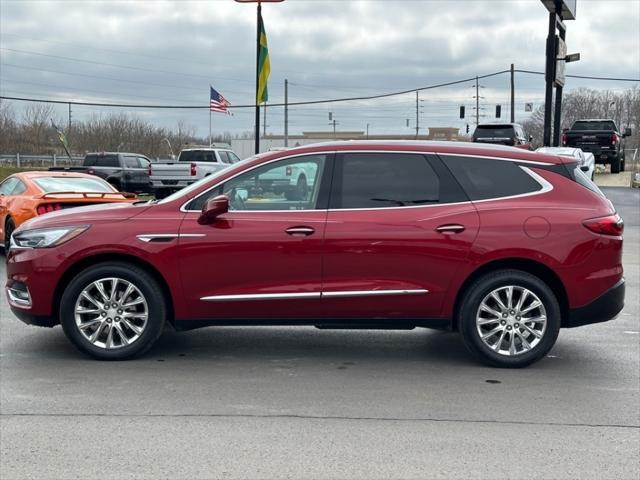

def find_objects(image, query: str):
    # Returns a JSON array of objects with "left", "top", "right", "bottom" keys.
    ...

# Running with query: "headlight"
[{"left": 11, "top": 226, "right": 90, "bottom": 249}]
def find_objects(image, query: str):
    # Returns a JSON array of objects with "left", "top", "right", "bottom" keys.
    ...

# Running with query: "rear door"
[{"left": 322, "top": 152, "right": 479, "bottom": 320}]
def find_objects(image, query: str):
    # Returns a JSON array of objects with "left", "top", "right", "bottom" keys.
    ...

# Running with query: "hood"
[{"left": 17, "top": 201, "right": 151, "bottom": 232}]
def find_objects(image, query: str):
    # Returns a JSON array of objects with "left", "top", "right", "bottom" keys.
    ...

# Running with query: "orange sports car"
[{"left": 0, "top": 171, "right": 136, "bottom": 251}]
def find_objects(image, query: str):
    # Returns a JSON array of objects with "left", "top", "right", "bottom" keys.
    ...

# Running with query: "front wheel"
[
  {"left": 60, "top": 262, "right": 166, "bottom": 360},
  {"left": 3, "top": 218, "right": 15, "bottom": 253},
  {"left": 611, "top": 157, "right": 621, "bottom": 174},
  {"left": 458, "top": 270, "right": 561, "bottom": 368}
]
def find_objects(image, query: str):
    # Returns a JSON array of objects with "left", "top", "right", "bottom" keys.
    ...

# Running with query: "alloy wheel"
[
  {"left": 74, "top": 277, "right": 149, "bottom": 349},
  {"left": 475, "top": 285, "right": 547, "bottom": 356}
]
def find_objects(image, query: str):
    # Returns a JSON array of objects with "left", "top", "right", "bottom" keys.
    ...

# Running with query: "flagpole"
[
  {"left": 254, "top": 1, "right": 261, "bottom": 154},
  {"left": 209, "top": 109, "right": 212, "bottom": 147}
]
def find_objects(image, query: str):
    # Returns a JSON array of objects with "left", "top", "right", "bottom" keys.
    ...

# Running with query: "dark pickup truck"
[
  {"left": 562, "top": 119, "right": 632, "bottom": 173},
  {"left": 50, "top": 152, "right": 153, "bottom": 193}
]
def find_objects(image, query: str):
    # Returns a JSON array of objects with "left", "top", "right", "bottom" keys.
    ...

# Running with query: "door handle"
[
  {"left": 436, "top": 224, "right": 465, "bottom": 234},
  {"left": 286, "top": 226, "right": 315, "bottom": 236}
]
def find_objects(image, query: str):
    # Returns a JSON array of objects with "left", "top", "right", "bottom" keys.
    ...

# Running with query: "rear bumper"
[{"left": 565, "top": 278, "right": 625, "bottom": 328}]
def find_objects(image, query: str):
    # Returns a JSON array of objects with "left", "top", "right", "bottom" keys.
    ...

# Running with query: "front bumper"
[{"left": 565, "top": 278, "right": 625, "bottom": 328}]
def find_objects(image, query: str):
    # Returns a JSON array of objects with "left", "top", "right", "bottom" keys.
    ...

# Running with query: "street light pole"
[{"left": 254, "top": 1, "right": 261, "bottom": 154}]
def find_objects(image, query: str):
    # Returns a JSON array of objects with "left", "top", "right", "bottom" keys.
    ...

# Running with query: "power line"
[
  {"left": 515, "top": 69, "right": 639, "bottom": 82},
  {"left": 0, "top": 70, "right": 511, "bottom": 109}
]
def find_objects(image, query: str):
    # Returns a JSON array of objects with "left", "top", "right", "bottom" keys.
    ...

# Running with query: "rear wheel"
[
  {"left": 3, "top": 218, "right": 15, "bottom": 253},
  {"left": 458, "top": 270, "right": 561, "bottom": 368},
  {"left": 60, "top": 262, "right": 166, "bottom": 360}
]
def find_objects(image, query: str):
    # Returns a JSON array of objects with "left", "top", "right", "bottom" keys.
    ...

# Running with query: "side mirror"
[
  {"left": 198, "top": 195, "right": 229, "bottom": 225},
  {"left": 623, "top": 127, "right": 632, "bottom": 138}
]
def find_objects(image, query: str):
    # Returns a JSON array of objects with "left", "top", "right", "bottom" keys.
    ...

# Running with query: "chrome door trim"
[
  {"left": 200, "top": 292, "right": 322, "bottom": 302},
  {"left": 200, "top": 289, "right": 428, "bottom": 302},
  {"left": 322, "top": 289, "right": 428, "bottom": 298}
]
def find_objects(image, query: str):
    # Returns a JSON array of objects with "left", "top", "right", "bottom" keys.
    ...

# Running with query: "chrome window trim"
[
  {"left": 200, "top": 289, "right": 428, "bottom": 302},
  {"left": 180, "top": 150, "right": 555, "bottom": 213}
]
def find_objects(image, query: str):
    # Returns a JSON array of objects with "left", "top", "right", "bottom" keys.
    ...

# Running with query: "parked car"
[
  {"left": 472, "top": 123, "right": 533, "bottom": 149},
  {"left": 50, "top": 152, "right": 153, "bottom": 193},
  {"left": 6, "top": 141, "right": 624, "bottom": 367},
  {"left": 562, "top": 119, "right": 632, "bottom": 173},
  {"left": 150, "top": 146, "right": 241, "bottom": 198},
  {"left": 0, "top": 171, "right": 136, "bottom": 251},
  {"left": 536, "top": 146, "right": 595, "bottom": 180}
]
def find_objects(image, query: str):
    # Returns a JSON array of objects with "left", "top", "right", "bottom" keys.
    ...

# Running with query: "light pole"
[{"left": 235, "top": 0, "right": 284, "bottom": 154}]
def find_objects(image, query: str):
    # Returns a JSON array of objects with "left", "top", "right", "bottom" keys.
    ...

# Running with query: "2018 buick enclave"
[{"left": 5, "top": 141, "right": 624, "bottom": 367}]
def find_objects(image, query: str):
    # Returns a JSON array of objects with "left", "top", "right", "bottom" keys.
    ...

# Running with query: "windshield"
[
  {"left": 33, "top": 176, "right": 114, "bottom": 193},
  {"left": 157, "top": 156, "right": 256, "bottom": 204},
  {"left": 572, "top": 121, "right": 616, "bottom": 131}
]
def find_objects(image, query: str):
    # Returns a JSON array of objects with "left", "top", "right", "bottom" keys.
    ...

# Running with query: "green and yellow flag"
[{"left": 257, "top": 10, "right": 270, "bottom": 104}]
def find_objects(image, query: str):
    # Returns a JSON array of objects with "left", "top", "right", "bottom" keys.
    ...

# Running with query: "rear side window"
[
  {"left": 334, "top": 153, "right": 440, "bottom": 209},
  {"left": 443, "top": 156, "right": 543, "bottom": 201}
]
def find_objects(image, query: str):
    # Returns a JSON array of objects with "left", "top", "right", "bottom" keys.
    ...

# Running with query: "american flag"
[{"left": 210, "top": 86, "right": 231, "bottom": 113}]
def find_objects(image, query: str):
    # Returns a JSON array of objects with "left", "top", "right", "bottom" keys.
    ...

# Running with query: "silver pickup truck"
[{"left": 150, "top": 146, "right": 241, "bottom": 198}]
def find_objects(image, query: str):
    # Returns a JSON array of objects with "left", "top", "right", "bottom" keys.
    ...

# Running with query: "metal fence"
[{"left": 0, "top": 153, "right": 84, "bottom": 167}]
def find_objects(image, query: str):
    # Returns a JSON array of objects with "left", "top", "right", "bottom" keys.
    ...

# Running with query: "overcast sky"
[{"left": 1, "top": 0, "right": 639, "bottom": 138}]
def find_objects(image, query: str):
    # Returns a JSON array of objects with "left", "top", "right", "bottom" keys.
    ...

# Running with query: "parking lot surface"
[{"left": 1, "top": 187, "right": 638, "bottom": 480}]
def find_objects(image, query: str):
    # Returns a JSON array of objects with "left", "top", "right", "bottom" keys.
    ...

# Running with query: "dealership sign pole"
[{"left": 541, "top": 0, "right": 578, "bottom": 147}]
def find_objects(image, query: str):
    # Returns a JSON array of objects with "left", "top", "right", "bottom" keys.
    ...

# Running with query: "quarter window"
[
  {"left": 443, "top": 155, "right": 543, "bottom": 201},
  {"left": 0, "top": 177, "right": 19, "bottom": 195},
  {"left": 334, "top": 153, "right": 440, "bottom": 209}
]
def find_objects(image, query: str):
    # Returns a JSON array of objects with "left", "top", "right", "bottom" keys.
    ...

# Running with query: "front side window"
[
  {"left": 228, "top": 152, "right": 241, "bottom": 163},
  {"left": 123, "top": 156, "right": 140, "bottom": 168},
  {"left": 443, "top": 155, "right": 543, "bottom": 201},
  {"left": 189, "top": 155, "right": 327, "bottom": 211},
  {"left": 138, "top": 157, "right": 151, "bottom": 169},
  {"left": 218, "top": 151, "right": 232, "bottom": 164},
  {"left": 334, "top": 153, "right": 440, "bottom": 209}
]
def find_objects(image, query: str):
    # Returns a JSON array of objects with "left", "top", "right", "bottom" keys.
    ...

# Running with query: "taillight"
[
  {"left": 190, "top": 162, "right": 197, "bottom": 176},
  {"left": 285, "top": 166, "right": 292, "bottom": 176},
  {"left": 583, "top": 214, "right": 624, "bottom": 236},
  {"left": 611, "top": 133, "right": 619, "bottom": 145},
  {"left": 36, "top": 203, "right": 62, "bottom": 215},
  {"left": 561, "top": 132, "right": 568, "bottom": 146}
]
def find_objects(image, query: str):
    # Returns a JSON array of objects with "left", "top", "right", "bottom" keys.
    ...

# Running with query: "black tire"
[
  {"left": 59, "top": 262, "right": 166, "bottom": 360},
  {"left": 3, "top": 218, "right": 15, "bottom": 253},
  {"left": 458, "top": 269, "right": 561, "bottom": 368},
  {"left": 611, "top": 156, "right": 621, "bottom": 174}
]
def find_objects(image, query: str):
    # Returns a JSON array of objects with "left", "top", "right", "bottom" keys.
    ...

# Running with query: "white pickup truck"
[{"left": 150, "top": 146, "right": 241, "bottom": 198}]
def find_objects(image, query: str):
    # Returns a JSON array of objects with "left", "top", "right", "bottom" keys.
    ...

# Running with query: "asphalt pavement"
[{"left": 1, "top": 187, "right": 638, "bottom": 480}]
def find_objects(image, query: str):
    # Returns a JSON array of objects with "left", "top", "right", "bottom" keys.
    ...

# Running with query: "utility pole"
[
  {"left": 510, "top": 64, "right": 515, "bottom": 123},
  {"left": 284, "top": 79, "right": 288, "bottom": 147},
  {"left": 415, "top": 91, "right": 420, "bottom": 138},
  {"left": 67, "top": 103, "right": 72, "bottom": 149},
  {"left": 332, "top": 119, "right": 337, "bottom": 137},
  {"left": 475, "top": 76, "right": 480, "bottom": 126},
  {"left": 366, "top": 123, "right": 370, "bottom": 139},
  {"left": 553, "top": 23, "right": 566, "bottom": 146},
  {"left": 543, "top": 6, "right": 557, "bottom": 147}
]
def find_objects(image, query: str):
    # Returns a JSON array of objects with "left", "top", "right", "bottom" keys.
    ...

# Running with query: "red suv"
[{"left": 5, "top": 141, "right": 625, "bottom": 367}]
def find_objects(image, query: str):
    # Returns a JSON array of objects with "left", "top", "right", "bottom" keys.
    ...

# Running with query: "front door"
[
  {"left": 177, "top": 154, "right": 332, "bottom": 320},
  {"left": 322, "top": 152, "right": 479, "bottom": 320}
]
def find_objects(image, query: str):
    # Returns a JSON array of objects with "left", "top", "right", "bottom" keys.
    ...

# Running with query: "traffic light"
[
  {"left": 459, "top": 106, "right": 465, "bottom": 119},
  {"left": 495, "top": 105, "right": 502, "bottom": 118},
  {"left": 466, "top": 124, "right": 470, "bottom": 134}
]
